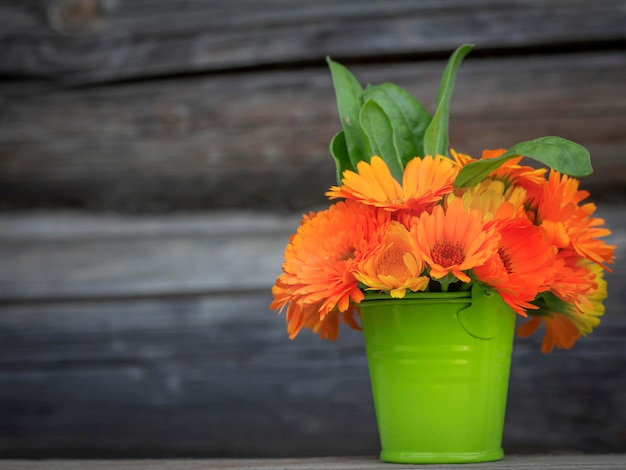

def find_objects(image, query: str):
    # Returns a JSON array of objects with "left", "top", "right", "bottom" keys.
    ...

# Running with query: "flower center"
[
  {"left": 339, "top": 247, "right": 356, "bottom": 261},
  {"left": 377, "top": 249, "right": 411, "bottom": 279},
  {"left": 432, "top": 240, "right": 465, "bottom": 267},
  {"left": 498, "top": 247, "right": 515, "bottom": 274}
]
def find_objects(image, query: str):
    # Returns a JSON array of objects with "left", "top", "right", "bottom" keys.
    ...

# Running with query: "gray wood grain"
[
  {"left": 0, "top": 212, "right": 295, "bottom": 301},
  {"left": 1, "top": 52, "right": 625, "bottom": 211},
  {"left": 1, "top": 0, "right": 625, "bottom": 84},
  {"left": 0, "top": 293, "right": 379, "bottom": 458},
  {"left": 0, "top": 211, "right": 303, "bottom": 301}
]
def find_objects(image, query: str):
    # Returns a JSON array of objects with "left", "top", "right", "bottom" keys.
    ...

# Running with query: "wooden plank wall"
[{"left": 0, "top": 0, "right": 625, "bottom": 458}]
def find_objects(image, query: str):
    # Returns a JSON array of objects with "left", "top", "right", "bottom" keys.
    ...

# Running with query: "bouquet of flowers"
[{"left": 271, "top": 44, "right": 615, "bottom": 353}]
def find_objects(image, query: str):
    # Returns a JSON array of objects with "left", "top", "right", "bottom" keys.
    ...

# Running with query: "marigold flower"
[
  {"left": 271, "top": 200, "right": 391, "bottom": 338},
  {"left": 449, "top": 149, "right": 475, "bottom": 166},
  {"left": 474, "top": 219, "right": 556, "bottom": 315},
  {"left": 568, "top": 262, "right": 607, "bottom": 335},
  {"left": 537, "top": 170, "right": 589, "bottom": 221},
  {"left": 537, "top": 171, "right": 615, "bottom": 270},
  {"left": 517, "top": 314, "right": 580, "bottom": 354},
  {"left": 277, "top": 294, "right": 361, "bottom": 341},
  {"left": 458, "top": 179, "right": 528, "bottom": 222},
  {"left": 355, "top": 221, "right": 429, "bottom": 298},
  {"left": 411, "top": 197, "right": 498, "bottom": 284},
  {"left": 326, "top": 155, "right": 459, "bottom": 215},
  {"left": 550, "top": 251, "right": 598, "bottom": 311},
  {"left": 567, "top": 208, "right": 615, "bottom": 271},
  {"left": 517, "top": 263, "right": 607, "bottom": 352}
]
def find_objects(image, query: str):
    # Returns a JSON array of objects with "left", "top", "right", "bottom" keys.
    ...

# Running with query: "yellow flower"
[
  {"left": 564, "top": 262, "right": 607, "bottom": 335},
  {"left": 355, "top": 221, "right": 429, "bottom": 298},
  {"left": 457, "top": 178, "right": 528, "bottom": 222},
  {"left": 326, "top": 155, "right": 459, "bottom": 215}
]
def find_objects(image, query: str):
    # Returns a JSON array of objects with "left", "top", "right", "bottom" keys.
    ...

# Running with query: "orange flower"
[
  {"left": 517, "top": 314, "right": 580, "bottom": 354},
  {"left": 517, "top": 263, "right": 606, "bottom": 353},
  {"left": 450, "top": 148, "right": 510, "bottom": 167},
  {"left": 449, "top": 149, "right": 475, "bottom": 166},
  {"left": 326, "top": 155, "right": 459, "bottom": 215},
  {"left": 278, "top": 295, "right": 360, "bottom": 341},
  {"left": 354, "top": 221, "right": 429, "bottom": 298},
  {"left": 567, "top": 206, "right": 615, "bottom": 271},
  {"left": 411, "top": 197, "right": 498, "bottom": 284},
  {"left": 474, "top": 219, "right": 556, "bottom": 315},
  {"left": 550, "top": 251, "right": 597, "bottom": 310},
  {"left": 271, "top": 200, "right": 390, "bottom": 338},
  {"left": 537, "top": 170, "right": 589, "bottom": 221},
  {"left": 537, "top": 171, "right": 615, "bottom": 270}
]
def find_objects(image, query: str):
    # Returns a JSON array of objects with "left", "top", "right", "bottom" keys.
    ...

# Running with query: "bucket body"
[{"left": 359, "top": 286, "right": 516, "bottom": 464}]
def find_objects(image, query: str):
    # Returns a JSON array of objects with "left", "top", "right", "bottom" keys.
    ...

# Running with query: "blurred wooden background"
[{"left": 0, "top": 0, "right": 625, "bottom": 458}]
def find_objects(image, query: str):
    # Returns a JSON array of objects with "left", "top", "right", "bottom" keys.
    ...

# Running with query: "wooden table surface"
[{"left": 1, "top": 455, "right": 626, "bottom": 470}]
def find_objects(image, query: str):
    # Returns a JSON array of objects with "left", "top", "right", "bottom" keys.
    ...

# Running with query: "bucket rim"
[{"left": 359, "top": 290, "right": 471, "bottom": 307}]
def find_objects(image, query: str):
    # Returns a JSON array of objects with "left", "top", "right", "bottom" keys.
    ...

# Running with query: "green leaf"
[
  {"left": 454, "top": 136, "right": 593, "bottom": 188},
  {"left": 329, "top": 131, "right": 352, "bottom": 184},
  {"left": 364, "top": 83, "right": 431, "bottom": 165},
  {"left": 423, "top": 44, "right": 473, "bottom": 157},
  {"left": 365, "top": 83, "right": 430, "bottom": 167},
  {"left": 326, "top": 57, "right": 371, "bottom": 167},
  {"left": 359, "top": 99, "right": 403, "bottom": 181}
]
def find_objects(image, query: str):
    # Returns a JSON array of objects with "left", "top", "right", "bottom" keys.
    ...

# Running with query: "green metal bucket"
[{"left": 359, "top": 284, "right": 516, "bottom": 464}]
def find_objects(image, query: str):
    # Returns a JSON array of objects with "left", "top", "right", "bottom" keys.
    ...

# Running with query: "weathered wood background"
[{"left": 0, "top": 0, "right": 625, "bottom": 458}]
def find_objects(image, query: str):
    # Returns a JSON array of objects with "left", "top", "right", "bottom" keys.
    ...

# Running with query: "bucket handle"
[{"left": 457, "top": 284, "right": 510, "bottom": 340}]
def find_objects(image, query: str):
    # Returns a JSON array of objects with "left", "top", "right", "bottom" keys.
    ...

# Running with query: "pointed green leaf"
[
  {"left": 423, "top": 44, "right": 473, "bottom": 157},
  {"left": 326, "top": 57, "right": 371, "bottom": 167},
  {"left": 365, "top": 83, "right": 431, "bottom": 165},
  {"left": 329, "top": 131, "right": 352, "bottom": 184},
  {"left": 359, "top": 99, "right": 403, "bottom": 181},
  {"left": 454, "top": 136, "right": 592, "bottom": 188}
]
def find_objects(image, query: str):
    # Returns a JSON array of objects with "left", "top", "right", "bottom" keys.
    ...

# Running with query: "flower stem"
[{"left": 438, "top": 274, "right": 456, "bottom": 292}]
